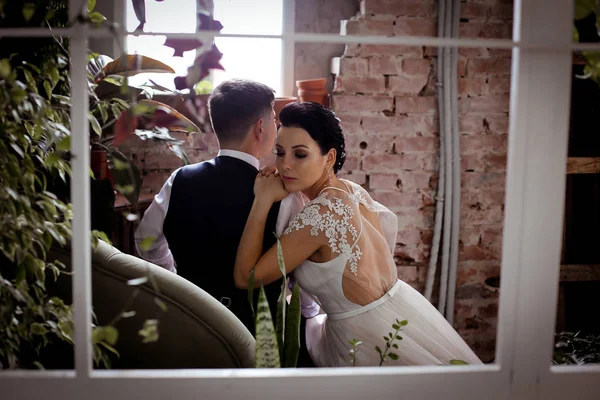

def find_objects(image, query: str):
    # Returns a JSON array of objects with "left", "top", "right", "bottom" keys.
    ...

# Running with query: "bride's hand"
[{"left": 255, "top": 168, "right": 288, "bottom": 203}]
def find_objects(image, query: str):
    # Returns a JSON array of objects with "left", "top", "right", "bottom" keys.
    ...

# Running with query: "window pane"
[
  {"left": 125, "top": 0, "right": 197, "bottom": 89},
  {"left": 214, "top": 0, "right": 283, "bottom": 35},
  {"left": 212, "top": 37, "right": 282, "bottom": 95}
]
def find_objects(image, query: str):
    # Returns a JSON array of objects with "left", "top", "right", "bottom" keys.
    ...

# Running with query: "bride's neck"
[{"left": 303, "top": 173, "right": 340, "bottom": 200}]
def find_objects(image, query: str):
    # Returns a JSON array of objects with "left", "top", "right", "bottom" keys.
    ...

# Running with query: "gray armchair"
[{"left": 48, "top": 240, "right": 255, "bottom": 369}]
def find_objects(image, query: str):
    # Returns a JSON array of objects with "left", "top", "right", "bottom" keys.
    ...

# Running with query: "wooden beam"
[
  {"left": 559, "top": 264, "right": 600, "bottom": 282},
  {"left": 566, "top": 157, "right": 600, "bottom": 174}
]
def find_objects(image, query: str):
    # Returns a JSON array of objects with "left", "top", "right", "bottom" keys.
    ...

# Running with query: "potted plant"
[{"left": 0, "top": 0, "right": 225, "bottom": 369}]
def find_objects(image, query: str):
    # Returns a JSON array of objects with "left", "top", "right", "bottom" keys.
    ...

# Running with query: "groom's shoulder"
[{"left": 174, "top": 158, "right": 218, "bottom": 181}]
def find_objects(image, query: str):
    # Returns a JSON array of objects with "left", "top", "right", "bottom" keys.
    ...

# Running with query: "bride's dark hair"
[{"left": 279, "top": 102, "right": 347, "bottom": 173}]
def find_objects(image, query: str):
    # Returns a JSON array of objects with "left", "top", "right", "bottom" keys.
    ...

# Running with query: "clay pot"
[
  {"left": 91, "top": 149, "right": 109, "bottom": 180},
  {"left": 296, "top": 78, "right": 326, "bottom": 91},
  {"left": 296, "top": 78, "right": 329, "bottom": 106},
  {"left": 274, "top": 96, "right": 298, "bottom": 124}
]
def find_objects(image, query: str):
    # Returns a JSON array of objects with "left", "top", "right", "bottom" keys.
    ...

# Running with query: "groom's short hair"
[{"left": 208, "top": 79, "right": 275, "bottom": 144}]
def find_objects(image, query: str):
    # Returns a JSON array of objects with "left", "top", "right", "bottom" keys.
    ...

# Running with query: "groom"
[{"left": 135, "top": 79, "right": 317, "bottom": 367}]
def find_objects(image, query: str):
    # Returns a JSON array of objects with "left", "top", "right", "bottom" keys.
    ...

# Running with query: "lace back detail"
[{"left": 283, "top": 188, "right": 363, "bottom": 275}]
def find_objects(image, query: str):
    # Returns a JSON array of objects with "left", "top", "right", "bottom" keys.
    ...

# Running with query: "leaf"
[
  {"left": 138, "top": 319, "right": 159, "bottom": 343},
  {"left": 22, "top": 4, "right": 35, "bottom": 22},
  {"left": 88, "top": 0, "right": 97, "bottom": 12},
  {"left": 247, "top": 268, "right": 255, "bottom": 317},
  {"left": 108, "top": 150, "right": 142, "bottom": 206},
  {"left": 95, "top": 55, "right": 175, "bottom": 83},
  {"left": 283, "top": 283, "right": 301, "bottom": 368},
  {"left": 400, "top": 320, "right": 408, "bottom": 326},
  {"left": 0, "top": 58, "right": 11, "bottom": 78},
  {"left": 387, "top": 352, "right": 399, "bottom": 361},
  {"left": 254, "top": 286, "right": 280, "bottom": 368},
  {"left": 89, "top": 11, "right": 106, "bottom": 24},
  {"left": 276, "top": 288, "right": 286, "bottom": 364},
  {"left": 137, "top": 99, "right": 200, "bottom": 133},
  {"left": 449, "top": 359, "right": 469, "bottom": 365},
  {"left": 575, "top": 0, "right": 596, "bottom": 20},
  {"left": 131, "top": 0, "right": 147, "bottom": 32},
  {"left": 30, "top": 323, "right": 47, "bottom": 335},
  {"left": 127, "top": 276, "right": 148, "bottom": 286},
  {"left": 103, "top": 326, "right": 119, "bottom": 345},
  {"left": 113, "top": 109, "right": 138, "bottom": 146},
  {"left": 274, "top": 236, "right": 287, "bottom": 363},
  {"left": 89, "top": 113, "right": 102, "bottom": 137},
  {"left": 163, "top": 38, "right": 204, "bottom": 57},
  {"left": 154, "top": 298, "right": 168, "bottom": 312},
  {"left": 375, "top": 345, "right": 382, "bottom": 354},
  {"left": 139, "top": 236, "right": 156, "bottom": 251}
]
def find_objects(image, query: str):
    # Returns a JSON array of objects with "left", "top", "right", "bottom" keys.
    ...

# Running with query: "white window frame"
[{"left": 2, "top": 0, "right": 600, "bottom": 399}]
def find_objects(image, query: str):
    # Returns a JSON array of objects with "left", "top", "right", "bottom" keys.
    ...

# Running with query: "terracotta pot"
[
  {"left": 296, "top": 78, "right": 327, "bottom": 91},
  {"left": 91, "top": 149, "right": 109, "bottom": 180},
  {"left": 274, "top": 96, "right": 298, "bottom": 124},
  {"left": 298, "top": 89, "right": 329, "bottom": 106}
]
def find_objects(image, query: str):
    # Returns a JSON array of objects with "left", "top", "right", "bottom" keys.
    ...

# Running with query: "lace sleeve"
[
  {"left": 342, "top": 180, "right": 398, "bottom": 255},
  {"left": 283, "top": 192, "right": 363, "bottom": 275}
]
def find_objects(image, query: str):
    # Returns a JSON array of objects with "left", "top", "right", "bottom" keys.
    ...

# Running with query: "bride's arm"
[{"left": 234, "top": 175, "right": 322, "bottom": 289}]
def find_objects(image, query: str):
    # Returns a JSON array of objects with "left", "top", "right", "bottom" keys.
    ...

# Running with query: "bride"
[{"left": 234, "top": 102, "right": 482, "bottom": 367}]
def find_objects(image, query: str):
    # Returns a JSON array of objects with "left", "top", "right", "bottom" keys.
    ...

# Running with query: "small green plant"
[
  {"left": 249, "top": 236, "right": 302, "bottom": 368},
  {"left": 348, "top": 339, "right": 362, "bottom": 367},
  {"left": 376, "top": 319, "right": 408, "bottom": 366}
]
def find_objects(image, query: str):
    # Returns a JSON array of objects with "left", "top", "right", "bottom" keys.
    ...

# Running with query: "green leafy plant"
[
  {"left": 376, "top": 319, "right": 407, "bottom": 366},
  {"left": 249, "top": 236, "right": 302, "bottom": 368},
  {"left": 348, "top": 339, "right": 362, "bottom": 367},
  {"left": 553, "top": 331, "right": 600, "bottom": 365},
  {"left": 574, "top": 0, "right": 600, "bottom": 82}
]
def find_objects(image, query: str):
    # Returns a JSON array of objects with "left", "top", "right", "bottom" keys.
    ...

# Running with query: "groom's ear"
[{"left": 252, "top": 118, "right": 264, "bottom": 141}]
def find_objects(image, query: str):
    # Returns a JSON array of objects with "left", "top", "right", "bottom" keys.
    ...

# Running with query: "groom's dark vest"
[{"left": 163, "top": 156, "right": 282, "bottom": 334}]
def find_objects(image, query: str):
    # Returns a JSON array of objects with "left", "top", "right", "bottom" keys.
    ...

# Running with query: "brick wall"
[{"left": 332, "top": 0, "right": 513, "bottom": 362}]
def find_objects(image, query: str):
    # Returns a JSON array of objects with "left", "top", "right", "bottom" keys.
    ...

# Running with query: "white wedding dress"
[{"left": 283, "top": 180, "right": 482, "bottom": 367}]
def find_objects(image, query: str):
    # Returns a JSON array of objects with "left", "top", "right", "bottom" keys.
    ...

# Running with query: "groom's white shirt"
[{"left": 134, "top": 149, "right": 320, "bottom": 317}]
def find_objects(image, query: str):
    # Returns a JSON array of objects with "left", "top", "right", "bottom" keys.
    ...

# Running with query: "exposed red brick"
[
  {"left": 459, "top": 115, "right": 486, "bottom": 134},
  {"left": 395, "top": 136, "right": 438, "bottom": 153},
  {"left": 488, "top": 76, "right": 512, "bottom": 94},
  {"left": 345, "top": 133, "right": 395, "bottom": 153},
  {"left": 459, "top": 94, "right": 510, "bottom": 113},
  {"left": 397, "top": 266, "right": 419, "bottom": 281},
  {"left": 336, "top": 76, "right": 386, "bottom": 93},
  {"left": 389, "top": 74, "right": 429, "bottom": 94},
  {"left": 343, "top": 153, "right": 361, "bottom": 170},
  {"left": 339, "top": 57, "right": 369, "bottom": 76},
  {"left": 335, "top": 113, "right": 363, "bottom": 135},
  {"left": 460, "top": 22, "right": 513, "bottom": 39},
  {"left": 395, "top": 96, "right": 436, "bottom": 113},
  {"left": 460, "top": 135, "right": 508, "bottom": 154},
  {"left": 396, "top": 208, "right": 435, "bottom": 229},
  {"left": 402, "top": 58, "right": 432, "bottom": 75},
  {"left": 394, "top": 18, "right": 437, "bottom": 36},
  {"left": 370, "top": 172, "right": 400, "bottom": 190},
  {"left": 397, "top": 170, "right": 433, "bottom": 190},
  {"left": 459, "top": 77, "right": 486, "bottom": 97},
  {"left": 485, "top": 114, "right": 510, "bottom": 134},
  {"left": 338, "top": 170, "right": 367, "bottom": 185},
  {"left": 362, "top": 113, "right": 438, "bottom": 134},
  {"left": 360, "top": 44, "right": 423, "bottom": 57},
  {"left": 466, "top": 57, "right": 512, "bottom": 76},
  {"left": 332, "top": 95, "right": 394, "bottom": 113},
  {"left": 362, "top": 153, "right": 422, "bottom": 171},
  {"left": 361, "top": 0, "right": 436, "bottom": 17},
  {"left": 341, "top": 18, "right": 394, "bottom": 36},
  {"left": 369, "top": 56, "right": 402, "bottom": 75}
]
